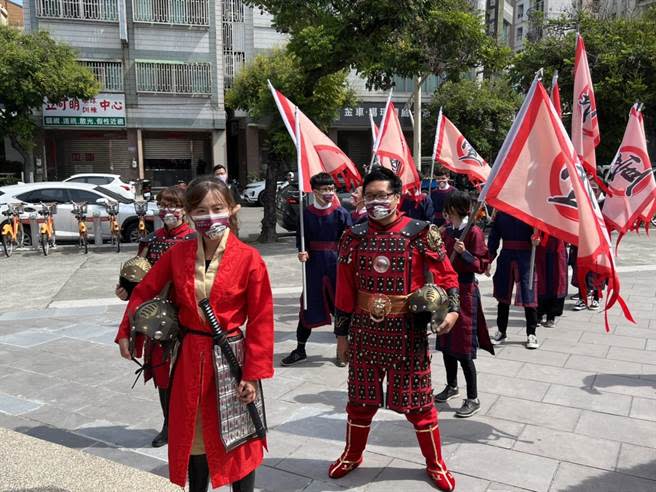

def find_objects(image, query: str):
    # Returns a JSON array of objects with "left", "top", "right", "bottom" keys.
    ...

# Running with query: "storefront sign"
[
  {"left": 333, "top": 101, "right": 414, "bottom": 128},
  {"left": 43, "top": 94, "right": 126, "bottom": 127}
]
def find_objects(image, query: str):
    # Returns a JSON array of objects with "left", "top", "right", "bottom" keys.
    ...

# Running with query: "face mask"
[
  {"left": 159, "top": 208, "right": 183, "bottom": 227},
  {"left": 217, "top": 174, "right": 227, "bottom": 183},
  {"left": 321, "top": 193, "right": 335, "bottom": 203},
  {"left": 365, "top": 199, "right": 394, "bottom": 221},
  {"left": 191, "top": 213, "right": 230, "bottom": 240},
  {"left": 438, "top": 180, "right": 448, "bottom": 189}
]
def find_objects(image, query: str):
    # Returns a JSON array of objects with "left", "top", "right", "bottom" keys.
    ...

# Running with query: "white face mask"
[
  {"left": 217, "top": 174, "right": 227, "bottom": 183},
  {"left": 191, "top": 213, "right": 230, "bottom": 240},
  {"left": 163, "top": 214, "right": 180, "bottom": 227}
]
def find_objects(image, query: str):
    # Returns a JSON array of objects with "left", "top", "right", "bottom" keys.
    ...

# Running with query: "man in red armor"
[{"left": 329, "top": 167, "right": 460, "bottom": 491}]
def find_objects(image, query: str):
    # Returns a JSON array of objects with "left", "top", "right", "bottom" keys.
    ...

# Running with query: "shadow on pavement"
[{"left": 581, "top": 373, "right": 656, "bottom": 395}]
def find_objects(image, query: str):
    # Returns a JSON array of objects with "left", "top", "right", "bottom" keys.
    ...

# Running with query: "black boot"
[
  {"left": 188, "top": 454, "right": 210, "bottom": 492},
  {"left": 232, "top": 470, "right": 255, "bottom": 492},
  {"left": 152, "top": 388, "right": 168, "bottom": 448}
]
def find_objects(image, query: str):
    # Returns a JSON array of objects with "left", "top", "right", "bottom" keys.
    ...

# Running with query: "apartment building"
[{"left": 24, "top": 0, "right": 226, "bottom": 186}]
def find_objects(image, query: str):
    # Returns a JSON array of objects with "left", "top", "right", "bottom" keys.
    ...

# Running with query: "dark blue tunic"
[
  {"left": 297, "top": 204, "right": 352, "bottom": 327},
  {"left": 430, "top": 187, "right": 456, "bottom": 226},
  {"left": 488, "top": 211, "right": 538, "bottom": 307},
  {"left": 399, "top": 193, "right": 435, "bottom": 222}
]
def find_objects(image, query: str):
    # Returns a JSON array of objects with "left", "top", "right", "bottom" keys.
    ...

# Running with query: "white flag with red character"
[
  {"left": 269, "top": 82, "right": 362, "bottom": 193},
  {"left": 480, "top": 76, "right": 633, "bottom": 330},
  {"left": 432, "top": 108, "right": 491, "bottom": 185},
  {"left": 373, "top": 100, "right": 422, "bottom": 194},
  {"left": 572, "top": 34, "right": 601, "bottom": 177},
  {"left": 602, "top": 104, "right": 656, "bottom": 249}
]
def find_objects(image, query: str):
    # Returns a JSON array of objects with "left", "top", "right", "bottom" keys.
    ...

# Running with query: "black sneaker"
[
  {"left": 455, "top": 399, "right": 480, "bottom": 418},
  {"left": 281, "top": 349, "right": 307, "bottom": 366},
  {"left": 434, "top": 385, "right": 460, "bottom": 403}
]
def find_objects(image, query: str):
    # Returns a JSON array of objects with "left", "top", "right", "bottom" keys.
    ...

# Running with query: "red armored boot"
[
  {"left": 328, "top": 406, "right": 375, "bottom": 479},
  {"left": 409, "top": 409, "right": 456, "bottom": 491}
]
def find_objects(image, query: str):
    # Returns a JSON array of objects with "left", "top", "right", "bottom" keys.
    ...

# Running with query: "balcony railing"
[
  {"left": 36, "top": 0, "right": 118, "bottom": 21},
  {"left": 132, "top": 0, "right": 208, "bottom": 26},
  {"left": 136, "top": 61, "right": 212, "bottom": 95}
]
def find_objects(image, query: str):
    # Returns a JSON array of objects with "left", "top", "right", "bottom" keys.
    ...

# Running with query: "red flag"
[
  {"left": 481, "top": 77, "right": 633, "bottom": 329},
  {"left": 432, "top": 108, "right": 491, "bottom": 185},
  {"left": 373, "top": 100, "right": 421, "bottom": 194},
  {"left": 602, "top": 104, "right": 656, "bottom": 250},
  {"left": 550, "top": 71, "right": 562, "bottom": 118},
  {"left": 572, "top": 34, "right": 601, "bottom": 177},
  {"left": 269, "top": 82, "right": 362, "bottom": 193}
]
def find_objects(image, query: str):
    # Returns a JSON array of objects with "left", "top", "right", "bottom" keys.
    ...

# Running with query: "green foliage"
[
  {"left": 246, "top": 0, "right": 509, "bottom": 89},
  {"left": 0, "top": 25, "right": 99, "bottom": 153},
  {"left": 225, "top": 48, "right": 355, "bottom": 161},
  {"left": 425, "top": 78, "right": 523, "bottom": 161},
  {"left": 510, "top": 8, "right": 656, "bottom": 164}
]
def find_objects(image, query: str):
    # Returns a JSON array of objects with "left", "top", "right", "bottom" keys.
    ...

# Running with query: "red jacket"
[{"left": 116, "top": 232, "right": 274, "bottom": 488}]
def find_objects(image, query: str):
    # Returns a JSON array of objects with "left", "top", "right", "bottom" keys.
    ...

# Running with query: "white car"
[
  {"left": 241, "top": 180, "right": 287, "bottom": 205},
  {"left": 63, "top": 173, "right": 134, "bottom": 200},
  {"left": 0, "top": 182, "right": 158, "bottom": 243}
]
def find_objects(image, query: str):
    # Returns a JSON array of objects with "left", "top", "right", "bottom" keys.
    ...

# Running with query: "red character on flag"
[
  {"left": 572, "top": 34, "right": 601, "bottom": 178},
  {"left": 432, "top": 108, "right": 491, "bottom": 186},
  {"left": 602, "top": 104, "right": 656, "bottom": 251},
  {"left": 480, "top": 76, "right": 633, "bottom": 330}
]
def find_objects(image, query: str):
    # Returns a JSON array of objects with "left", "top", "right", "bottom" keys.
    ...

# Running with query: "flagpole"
[
  {"left": 295, "top": 106, "right": 308, "bottom": 310},
  {"left": 430, "top": 107, "right": 443, "bottom": 195},
  {"left": 369, "top": 89, "right": 393, "bottom": 172}
]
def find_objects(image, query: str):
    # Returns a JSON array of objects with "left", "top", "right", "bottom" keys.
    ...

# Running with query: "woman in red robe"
[{"left": 115, "top": 177, "right": 274, "bottom": 491}]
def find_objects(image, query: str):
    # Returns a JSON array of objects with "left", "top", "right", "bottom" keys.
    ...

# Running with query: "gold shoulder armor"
[{"left": 426, "top": 224, "right": 444, "bottom": 252}]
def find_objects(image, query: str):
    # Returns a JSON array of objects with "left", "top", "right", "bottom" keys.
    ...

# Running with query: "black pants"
[
  {"left": 443, "top": 352, "right": 477, "bottom": 400},
  {"left": 296, "top": 321, "right": 311, "bottom": 347},
  {"left": 538, "top": 297, "right": 565, "bottom": 321},
  {"left": 497, "top": 302, "right": 538, "bottom": 336}
]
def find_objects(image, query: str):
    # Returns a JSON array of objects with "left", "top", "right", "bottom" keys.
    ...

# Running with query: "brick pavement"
[{"left": 0, "top": 229, "right": 654, "bottom": 491}]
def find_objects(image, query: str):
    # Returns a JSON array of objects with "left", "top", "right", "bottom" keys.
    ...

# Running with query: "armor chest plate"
[
  {"left": 146, "top": 236, "right": 181, "bottom": 264},
  {"left": 356, "top": 231, "right": 413, "bottom": 295}
]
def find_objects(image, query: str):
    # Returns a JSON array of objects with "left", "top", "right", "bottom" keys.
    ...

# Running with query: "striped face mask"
[{"left": 191, "top": 213, "right": 230, "bottom": 240}]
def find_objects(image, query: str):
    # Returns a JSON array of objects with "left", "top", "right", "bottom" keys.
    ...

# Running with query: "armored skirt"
[
  {"left": 116, "top": 231, "right": 274, "bottom": 488},
  {"left": 437, "top": 224, "right": 494, "bottom": 359},
  {"left": 536, "top": 236, "right": 568, "bottom": 318}
]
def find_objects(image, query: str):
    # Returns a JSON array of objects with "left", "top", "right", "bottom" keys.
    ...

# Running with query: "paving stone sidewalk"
[{"left": 0, "top": 231, "right": 655, "bottom": 491}]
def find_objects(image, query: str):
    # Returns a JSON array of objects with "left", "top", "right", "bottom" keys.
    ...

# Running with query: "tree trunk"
[
  {"left": 257, "top": 159, "right": 280, "bottom": 243},
  {"left": 9, "top": 136, "right": 33, "bottom": 183}
]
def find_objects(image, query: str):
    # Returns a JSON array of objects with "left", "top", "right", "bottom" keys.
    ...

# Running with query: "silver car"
[{"left": 0, "top": 182, "right": 158, "bottom": 243}]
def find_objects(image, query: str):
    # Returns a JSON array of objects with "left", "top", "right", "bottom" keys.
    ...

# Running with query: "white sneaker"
[
  {"left": 526, "top": 334, "right": 540, "bottom": 350},
  {"left": 573, "top": 299, "right": 587, "bottom": 311},
  {"left": 589, "top": 299, "right": 600, "bottom": 311},
  {"left": 491, "top": 331, "right": 507, "bottom": 345}
]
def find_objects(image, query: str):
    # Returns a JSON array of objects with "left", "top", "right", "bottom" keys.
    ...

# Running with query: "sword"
[{"left": 198, "top": 298, "right": 266, "bottom": 440}]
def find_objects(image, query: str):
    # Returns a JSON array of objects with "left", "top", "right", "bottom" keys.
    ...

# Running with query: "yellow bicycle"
[
  {"left": 1, "top": 203, "right": 25, "bottom": 257},
  {"left": 71, "top": 201, "right": 89, "bottom": 254},
  {"left": 37, "top": 202, "right": 57, "bottom": 256},
  {"left": 103, "top": 199, "right": 121, "bottom": 253}
]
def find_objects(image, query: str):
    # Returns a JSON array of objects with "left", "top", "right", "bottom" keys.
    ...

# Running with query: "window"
[
  {"left": 517, "top": 4, "right": 524, "bottom": 19},
  {"left": 223, "top": 0, "right": 245, "bottom": 88},
  {"left": 68, "top": 189, "right": 104, "bottom": 203},
  {"left": 79, "top": 61, "right": 123, "bottom": 92},
  {"left": 86, "top": 176, "right": 114, "bottom": 185},
  {"left": 516, "top": 27, "right": 524, "bottom": 42},
  {"left": 17, "top": 188, "right": 68, "bottom": 204},
  {"left": 36, "top": 0, "right": 118, "bottom": 22},
  {"left": 132, "top": 0, "right": 209, "bottom": 26},
  {"left": 136, "top": 61, "right": 212, "bottom": 95}
]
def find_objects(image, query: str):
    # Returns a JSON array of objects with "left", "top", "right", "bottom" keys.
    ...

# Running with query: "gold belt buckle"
[{"left": 368, "top": 294, "right": 392, "bottom": 323}]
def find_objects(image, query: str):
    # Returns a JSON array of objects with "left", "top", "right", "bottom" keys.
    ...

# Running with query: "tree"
[
  {"left": 246, "top": 0, "right": 509, "bottom": 90},
  {"left": 225, "top": 48, "right": 355, "bottom": 242},
  {"left": 425, "top": 78, "right": 523, "bottom": 165},
  {"left": 510, "top": 8, "right": 656, "bottom": 165},
  {"left": 0, "top": 26, "right": 99, "bottom": 180}
]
